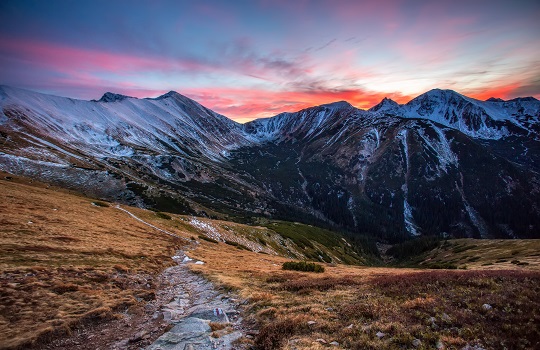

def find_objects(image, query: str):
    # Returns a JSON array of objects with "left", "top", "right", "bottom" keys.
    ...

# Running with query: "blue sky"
[{"left": 1, "top": 0, "right": 539, "bottom": 121}]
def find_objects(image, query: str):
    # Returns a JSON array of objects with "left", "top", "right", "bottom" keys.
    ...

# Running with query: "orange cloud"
[
  {"left": 465, "top": 83, "right": 524, "bottom": 101},
  {"left": 183, "top": 87, "right": 414, "bottom": 122}
]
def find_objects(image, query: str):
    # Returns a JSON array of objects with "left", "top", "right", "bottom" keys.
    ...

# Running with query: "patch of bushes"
[
  {"left": 255, "top": 316, "right": 304, "bottom": 349},
  {"left": 426, "top": 262, "right": 458, "bottom": 269},
  {"left": 155, "top": 212, "right": 172, "bottom": 220},
  {"left": 280, "top": 276, "right": 358, "bottom": 293},
  {"left": 452, "top": 244, "right": 478, "bottom": 254},
  {"left": 282, "top": 261, "right": 325, "bottom": 273},
  {"left": 225, "top": 240, "right": 251, "bottom": 251},
  {"left": 198, "top": 235, "right": 218, "bottom": 244},
  {"left": 387, "top": 236, "right": 441, "bottom": 260}
]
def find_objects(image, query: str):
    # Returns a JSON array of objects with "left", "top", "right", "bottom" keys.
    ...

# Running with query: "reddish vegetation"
[{"left": 252, "top": 269, "right": 540, "bottom": 349}]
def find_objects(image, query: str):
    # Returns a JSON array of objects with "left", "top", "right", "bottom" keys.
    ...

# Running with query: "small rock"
[
  {"left": 326, "top": 307, "right": 334, "bottom": 311},
  {"left": 462, "top": 345, "right": 486, "bottom": 350},
  {"left": 441, "top": 313, "right": 451, "bottom": 322},
  {"left": 482, "top": 303, "right": 492, "bottom": 311},
  {"left": 376, "top": 331, "right": 385, "bottom": 339},
  {"left": 129, "top": 330, "right": 148, "bottom": 342},
  {"left": 195, "top": 261, "right": 204, "bottom": 265},
  {"left": 345, "top": 323, "right": 354, "bottom": 329},
  {"left": 436, "top": 340, "right": 446, "bottom": 349},
  {"left": 330, "top": 341, "right": 339, "bottom": 346},
  {"left": 412, "top": 338, "right": 422, "bottom": 347},
  {"left": 307, "top": 320, "right": 317, "bottom": 326},
  {"left": 27, "top": 221, "right": 33, "bottom": 224},
  {"left": 316, "top": 338, "right": 327, "bottom": 344}
]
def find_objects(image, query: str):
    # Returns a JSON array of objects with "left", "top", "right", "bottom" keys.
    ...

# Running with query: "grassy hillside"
[
  {"left": 188, "top": 241, "right": 540, "bottom": 350},
  {"left": 1, "top": 172, "right": 539, "bottom": 350},
  {"left": 388, "top": 237, "right": 540, "bottom": 270},
  {"left": 0, "top": 173, "right": 363, "bottom": 349}
]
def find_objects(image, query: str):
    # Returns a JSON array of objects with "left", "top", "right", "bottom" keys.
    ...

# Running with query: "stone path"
[
  {"left": 114, "top": 206, "right": 246, "bottom": 350},
  {"left": 147, "top": 252, "right": 244, "bottom": 350}
]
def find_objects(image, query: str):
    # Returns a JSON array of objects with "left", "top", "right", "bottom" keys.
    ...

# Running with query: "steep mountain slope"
[
  {"left": 239, "top": 102, "right": 540, "bottom": 240},
  {"left": 0, "top": 85, "right": 263, "bottom": 214},
  {"left": 1, "top": 86, "right": 539, "bottom": 241}
]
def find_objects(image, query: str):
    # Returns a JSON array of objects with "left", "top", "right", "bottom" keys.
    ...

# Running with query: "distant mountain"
[
  {"left": 370, "top": 89, "right": 539, "bottom": 139},
  {"left": 1, "top": 85, "right": 539, "bottom": 241}
]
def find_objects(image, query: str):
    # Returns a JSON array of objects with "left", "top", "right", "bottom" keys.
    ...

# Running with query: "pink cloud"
[{"left": 0, "top": 36, "right": 214, "bottom": 75}]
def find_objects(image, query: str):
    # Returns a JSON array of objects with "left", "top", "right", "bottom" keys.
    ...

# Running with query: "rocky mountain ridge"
[{"left": 1, "top": 85, "right": 539, "bottom": 241}]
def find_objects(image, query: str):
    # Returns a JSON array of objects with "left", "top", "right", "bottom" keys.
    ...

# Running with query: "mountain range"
[{"left": 1, "top": 85, "right": 539, "bottom": 242}]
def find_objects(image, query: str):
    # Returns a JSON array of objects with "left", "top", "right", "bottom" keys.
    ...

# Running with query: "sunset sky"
[{"left": 1, "top": 0, "right": 539, "bottom": 122}]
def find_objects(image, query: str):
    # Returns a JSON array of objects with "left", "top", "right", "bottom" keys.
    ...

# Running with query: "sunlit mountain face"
[
  {"left": 1, "top": 86, "right": 539, "bottom": 242},
  {"left": 0, "top": 1, "right": 539, "bottom": 122}
]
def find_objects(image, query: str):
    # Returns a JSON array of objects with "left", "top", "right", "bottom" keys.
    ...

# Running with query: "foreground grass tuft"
[{"left": 282, "top": 261, "right": 325, "bottom": 273}]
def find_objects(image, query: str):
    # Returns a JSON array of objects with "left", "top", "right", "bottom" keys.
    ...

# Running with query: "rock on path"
[{"left": 147, "top": 252, "right": 244, "bottom": 350}]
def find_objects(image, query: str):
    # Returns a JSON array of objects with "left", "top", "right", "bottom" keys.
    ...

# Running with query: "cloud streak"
[{"left": 0, "top": 0, "right": 539, "bottom": 121}]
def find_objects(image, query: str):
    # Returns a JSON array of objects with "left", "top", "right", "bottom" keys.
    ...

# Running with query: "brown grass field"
[
  {"left": 0, "top": 174, "right": 186, "bottom": 349},
  {"left": 1, "top": 173, "right": 539, "bottom": 350}
]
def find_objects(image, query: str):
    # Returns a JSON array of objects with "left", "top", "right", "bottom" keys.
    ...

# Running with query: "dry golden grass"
[
  {"left": 188, "top": 236, "right": 540, "bottom": 349},
  {"left": 2, "top": 172, "right": 540, "bottom": 350},
  {"left": 419, "top": 238, "right": 540, "bottom": 270},
  {"left": 0, "top": 175, "right": 188, "bottom": 350}
]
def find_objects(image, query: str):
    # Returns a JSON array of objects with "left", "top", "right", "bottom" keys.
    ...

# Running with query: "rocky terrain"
[{"left": 1, "top": 86, "right": 539, "bottom": 242}]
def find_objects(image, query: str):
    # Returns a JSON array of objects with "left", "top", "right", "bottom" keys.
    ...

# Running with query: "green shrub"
[
  {"left": 426, "top": 262, "right": 458, "bottom": 270},
  {"left": 155, "top": 212, "right": 172, "bottom": 220},
  {"left": 224, "top": 240, "right": 251, "bottom": 251},
  {"left": 198, "top": 235, "right": 218, "bottom": 244},
  {"left": 282, "top": 261, "right": 325, "bottom": 273},
  {"left": 387, "top": 236, "right": 441, "bottom": 260}
]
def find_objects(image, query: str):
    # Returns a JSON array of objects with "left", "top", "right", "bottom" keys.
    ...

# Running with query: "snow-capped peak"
[
  {"left": 155, "top": 91, "right": 183, "bottom": 100},
  {"left": 507, "top": 96, "right": 539, "bottom": 103},
  {"left": 369, "top": 97, "right": 400, "bottom": 113},
  {"left": 486, "top": 97, "right": 504, "bottom": 102},
  {"left": 319, "top": 100, "right": 353, "bottom": 110},
  {"left": 98, "top": 92, "right": 134, "bottom": 103}
]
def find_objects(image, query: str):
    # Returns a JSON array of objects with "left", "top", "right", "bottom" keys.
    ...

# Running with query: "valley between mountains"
[{"left": 1, "top": 86, "right": 540, "bottom": 350}]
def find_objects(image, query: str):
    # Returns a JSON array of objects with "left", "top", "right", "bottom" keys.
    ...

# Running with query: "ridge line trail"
[{"left": 115, "top": 205, "right": 246, "bottom": 349}]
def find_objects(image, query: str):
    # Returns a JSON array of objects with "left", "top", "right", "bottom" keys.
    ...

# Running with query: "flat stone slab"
[
  {"left": 189, "top": 308, "right": 229, "bottom": 323},
  {"left": 147, "top": 317, "right": 212, "bottom": 350}
]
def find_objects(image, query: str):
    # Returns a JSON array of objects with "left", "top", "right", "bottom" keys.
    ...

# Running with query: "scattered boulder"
[
  {"left": 412, "top": 338, "right": 422, "bottom": 347},
  {"left": 129, "top": 330, "right": 148, "bottom": 343},
  {"left": 482, "top": 304, "right": 492, "bottom": 311},
  {"left": 316, "top": 338, "right": 327, "bottom": 344},
  {"left": 307, "top": 320, "right": 317, "bottom": 326},
  {"left": 462, "top": 345, "right": 486, "bottom": 350},
  {"left": 330, "top": 341, "right": 339, "bottom": 346},
  {"left": 437, "top": 340, "right": 446, "bottom": 349},
  {"left": 376, "top": 331, "right": 385, "bottom": 339}
]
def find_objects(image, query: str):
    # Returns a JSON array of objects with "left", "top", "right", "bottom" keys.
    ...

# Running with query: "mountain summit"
[{"left": 1, "top": 85, "right": 539, "bottom": 240}]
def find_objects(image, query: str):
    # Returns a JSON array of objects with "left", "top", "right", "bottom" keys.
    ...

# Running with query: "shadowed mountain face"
[{"left": 1, "top": 85, "right": 539, "bottom": 241}]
